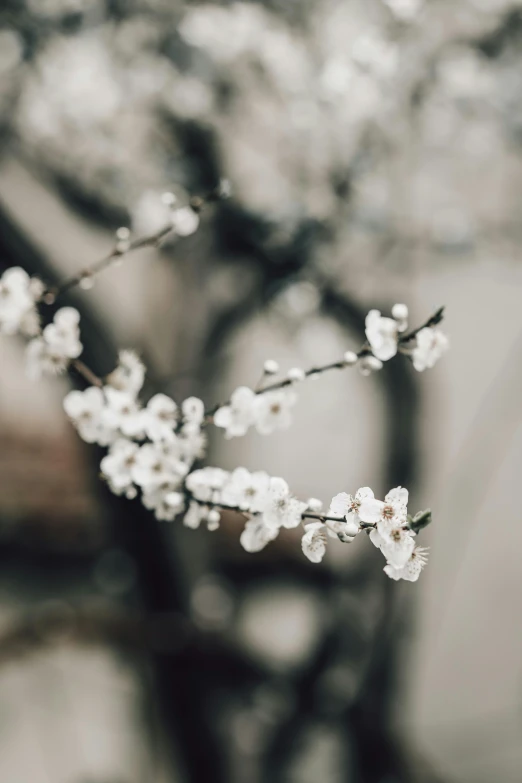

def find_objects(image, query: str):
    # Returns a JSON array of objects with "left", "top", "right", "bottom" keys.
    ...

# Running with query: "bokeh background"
[{"left": 0, "top": 1, "right": 522, "bottom": 781}]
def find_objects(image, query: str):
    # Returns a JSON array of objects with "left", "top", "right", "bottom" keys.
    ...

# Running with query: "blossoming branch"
[{"left": 0, "top": 191, "right": 448, "bottom": 582}]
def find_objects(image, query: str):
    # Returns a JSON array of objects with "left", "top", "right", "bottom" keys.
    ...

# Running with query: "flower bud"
[
  {"left": 263, "top": 359, "right": 279, "bottom": 375},
  {"left": 307, "top": 497, "right": 323, "bottom": 512},
  {"left": 343, "top": 350, "right": 358, "bottom": 366},
  {"left": 287, "top": 366, "right": 305, "bottom": 382},
  {"left": 344, "top": 519, "right": 359, "bottom": 537}
]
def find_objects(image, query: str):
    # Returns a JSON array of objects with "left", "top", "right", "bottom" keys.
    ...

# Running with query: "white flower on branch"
[
  {"left": 178, "top": 426, "right": 207, "bottom": 465},
  {"left": 370, "top": 524, "right": 415, "bottom": 569},
  {"left": 240, "top": 515, "right": 279, "bottom": 553},
  {"left": 181, "top": 396, "right": 205, "bottom": 430},
  {"left": 100, "top": 438, "right": 139, "bottom": 498},
  {"left": 254, "top": 388, "right": 296, "bottom": 435},
  {"left": 63, "top": 386, "right": 115, "bottom": 446},
  {"left": 329, "top": 487, "right": 374, "bottom": 528},
  {"left": 0, "top": 267, "right": 41, "bottom": 337},
  {"left": 221, "top": 467, "right": 270, "bottom": 512},
  {"left": 102, "top": 387, "right": 144, "bottom": 438},
  {"left": 184, "top": 502, "right": 222, "bottom": 531},
  {"left": 213, "top": 386, "right": 257, "bottom": 438},
  {"left": 365, "top": 309, "right": 398, "bottom": 361},
  {"left": 301, "top": 521, "right": 328, "bottom": 563},
  {"left": 143, "top": 393, "right": 178, "bottom": 442},
  {"left": 26, "top": 306, "right": 82, "bottom": 378},
  {"left": 411, "top": 326, "right": 449, "bottom": 372},
  {"left": 359, "top": 486, "right": 409, "bottom": 528},
  {"left": 106, "top": 350, "right": 145, "bottom": 397},
  {"left": 260, "top": 477, "right": 308, "bottom": 530},
  {"left": 186, "top": 467, "right": 231, "bottom": 503},
  {"left": 132, "top": 442, "right": 188, "bottom": 491},
  {"left": 142, "top": 486, "right": 184, "bottom": 522},
  {"left": 384, "top": 546, "right": 429, "bottom": 581}
]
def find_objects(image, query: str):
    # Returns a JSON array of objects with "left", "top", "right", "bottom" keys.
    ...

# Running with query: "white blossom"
[
  {"left": 184, "top": 502, "right": 222, "bottom": 531},
  {"left": 384, "top": 546, "right": 429, "bottom": 581},
  {"left": 254, "top": 388, "right": 297, "bottom": 435},
  {"left": 142, "top": 486, "right": 184, "bottom": 521},
  {"left": 260, "top": 477, "right": 307, "bottom": 530},
  {"left": 132, "top": 442, "right": 186, "bottom": 490},
  {"left": 0, "top": 267, "right": 40, "bottom": 336},
  {"left": 213, "top": 386, "right": 257, "bottom": 438},
  {"left": 240, "top": 515, "right": 279, "bottom": 553},
  {"left": 301, "top": 521, "right": 328, "bottom": 563},
  {"left": 358, "top": 486, "right": 409, "bottom": 529},
  {"left": 100, "top": 438, "right": 139, "bottom": 497},
  {"left": 26, "top": 307, "right": 83, "bottom": 378},
  {"left": 106, "top": 350, "right": 145, "bottom": 397},
  {"left": 221, "top": 467, "right": 270, "bottom": 512},
  {"left": 143, "top": 393, "right": 178, "bottom": 442},
  {"left": 102, "top": 387, "right": 144, "bottom": 438},
  {"left": 181, "top": 396, "right": 205, "bottom": 430},
  {"left": 412, "top": 327, "right": 449, "bottom": 372},
  {"left": 370, "top": 524, "right": 415, "bottom": 568},
  {"left": 63, "top": 386, "right": 115, "bottom": 445},
  {"left": 365, "top": 309, "right": 398, "bottom": 361},
  {"left": 329, "top": 487, "right": 374, "bottom": 529},
  {"left": 186, "top": 467, "right": 231, "bottom": 503},
  {"left": 178, "top": 427, "right": 207, "bottom": 466}
]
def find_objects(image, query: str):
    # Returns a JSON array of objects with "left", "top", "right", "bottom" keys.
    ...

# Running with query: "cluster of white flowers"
[
  {"left": 26, "top": 306, "right": 83, "bottom": 379},
  {"left": 63, "top": 352, "right": 207, "bottom": 521},
  {"left": 301, "top": 486, "right": 428, "bottom": 581},
  {"left": 213, "top": 386, "right": 297, "bottom": 438},
  {"left": 0, "top": 267, "right": 42, "bottom": 337},
  {"left": 0, "top": 257, "right": 445, "bottom": 581},
  {"left": 185, "top": 470, "right": 429, "bottom": 581},
  {"left": 365, "top": 304, "right": 449, "bottom": 373},
  {"left": 186, "top": 467, "right": 308, "bottom": 546}
]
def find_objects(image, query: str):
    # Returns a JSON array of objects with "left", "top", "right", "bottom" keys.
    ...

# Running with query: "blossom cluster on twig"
[{"left": 0, "top": 193, "right": 448, "bottom": 581}]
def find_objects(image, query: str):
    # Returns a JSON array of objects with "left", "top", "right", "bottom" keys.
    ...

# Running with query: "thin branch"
[
  {"left": 204, "top": 306, "right": 445, "bottom": 418},
  {"left": 42, "top": 185, "right": 228, "bottom": 302}
]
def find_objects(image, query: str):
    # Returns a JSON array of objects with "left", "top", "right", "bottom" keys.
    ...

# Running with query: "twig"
[{"left": 204, "top": 306, "right": 444, "bottom": 419}]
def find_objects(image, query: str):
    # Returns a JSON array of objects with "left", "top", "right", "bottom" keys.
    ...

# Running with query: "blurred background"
[{"left": 0, "top": 0, "right": 521, "bottom": 781}]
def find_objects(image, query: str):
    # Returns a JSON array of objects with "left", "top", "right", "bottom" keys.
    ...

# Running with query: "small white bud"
[
  {"left": 171, "top": 206, "right": 200, "bottom": 237},
  {"left": 359, "top": 355, "right": 383, "bottom": 376},
  {"left": 207, "top": 509, "right": 221, "bottom": 531},
  {"left": 116, "top": 227, "right": 131, "bottom": 240},
  {"left": 343, "top": 350, "right": 358, "bottom": 366},
  {"left": 79, "top": 275, "right": 94, "bottom": 290},
  {"left": 263, "top": 359, "right": 279, "bottom": 375},
  {"left": 392, "top": 303, "right": 408, "bottom": 332},
  {"left": 392, "top": 303, "right": 408, "bottom": 321},
  {"left": 307, "top": 497, "right": 323, "bottom": 512},
  {"left": 344, "top": 519, "right": 360, "bottom": 537},
  {"left": 287, "top": 366, "right": 305, "bottom": 382}
]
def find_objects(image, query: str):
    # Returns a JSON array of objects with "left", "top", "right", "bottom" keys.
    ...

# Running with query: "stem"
[
  {"left": 184, "top": 495, "right": 378, "bottom": 528},
  {"left": 70, "top": 358, "right": 103, "bottom": 388}
]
